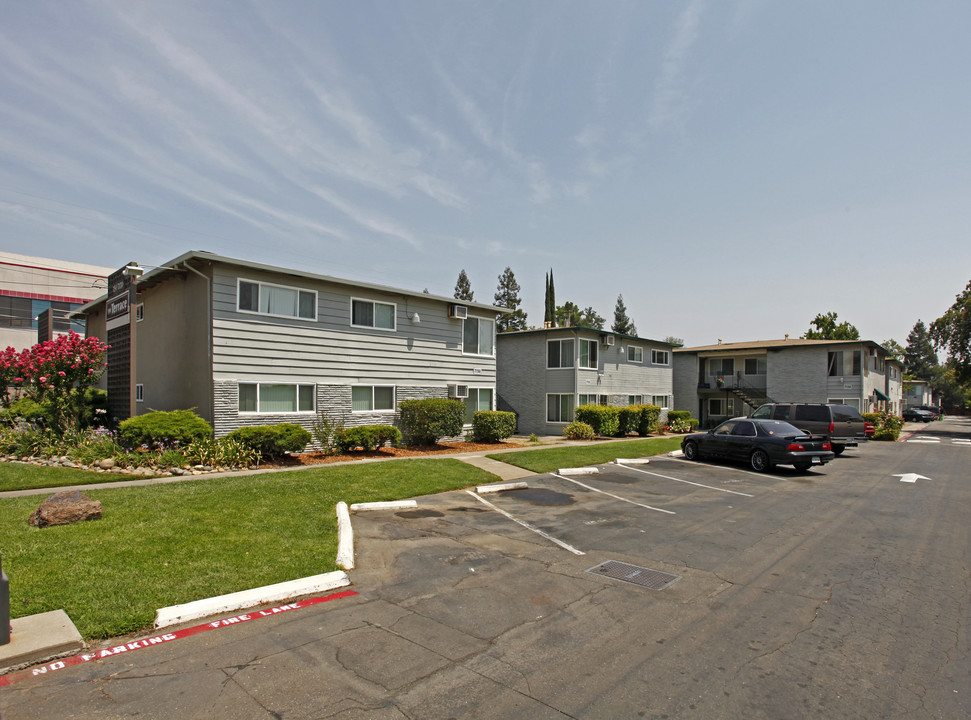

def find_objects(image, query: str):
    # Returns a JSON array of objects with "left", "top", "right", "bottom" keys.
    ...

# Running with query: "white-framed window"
[
  {"left": 651, "top": 349, "right": 670, "bottom": 366},
  {"left": 135, "top": 304, "right": 145, "bottom": 322},
  {"left": 239, "top": 383, "right": 316, "bottom": 413},
  {"left": 547, "top": 339, "right": 574, "bottom": 368},
  {"left": 351, "top": 298, "right": 396, "bottom": 330},
  {"left": 579, "top": 339, "right": 598, "bottom": 369},
  {"left": 464, "top": 388, "right": 494, "bottom": 423},
  {"left": 627, "top": 346, "right": 643, "bottom": 363},
  {"left": 828, "top": 397, "right": 861, "bottom": 409},
  {"left": 547, "top": 394, "right": 575, "bottom": 423},
  {"left": 709, "top": 358, "right": 734, "bottom": 376},
  {"left": 652, "top": 395, "right": 670, "bottom": 409},
  {"left": 463, "top": 316, "right": 495, "bottom": 356},
  {"left": 578, "top": 393, "right": 607, "bottom": 406},
  {"left": 135, "top": 384, "right": 144, "bottom": 402},
  {"left": 709, "top": 398, "right": 734, "bottom": 416},
  {"left": 628, "top": 395, "right": 644, "bottom": 405},
  {"left": 744, "top": 358, "right": 766, "bottom": 375},
  {"left": 351, "top": 385, "right": 395, "bottom": 412},
  {"left": 238, "top": 279, "right": 317, "bottom": 320}
]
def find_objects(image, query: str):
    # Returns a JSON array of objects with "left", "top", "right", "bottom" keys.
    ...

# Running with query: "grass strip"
[
  {"left": 0, "top": 463, "right": 136, "bottom": 493},
  {"left": 488, "top": 436, "right": 684, "bottom": 474},
  {"left": 0, "top": 459, "right": 493, "bottom": 641}
]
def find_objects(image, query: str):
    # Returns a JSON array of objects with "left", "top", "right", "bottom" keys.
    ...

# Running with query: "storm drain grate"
[{"left": 586, "top": 560, "right": 681, "bottom": 590}]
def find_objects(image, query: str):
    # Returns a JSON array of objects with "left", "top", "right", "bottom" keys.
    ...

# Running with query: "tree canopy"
[
  {"left": 554, "top": 302, "right": 604, "bottom": 329},
  {"left": 802, "top": 312, "right": 859, "bottom": 340},
  {"left": 494, "top": 267, "right": 527, "bottom": 332},
  {"left": 611, "top": 294, "right": 636, "bottom": 335},
  {"left": 903, "top": 320, "right": 938, "bottom": 380},
  {"left": 453, "top": 269, "right": 474, "bottom": 301},
  {"left": 931, "top": 278, "right": 971, "bottom": 383}
]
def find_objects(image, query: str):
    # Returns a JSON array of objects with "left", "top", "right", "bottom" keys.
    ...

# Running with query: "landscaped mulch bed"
[{"left": 259, "top": 440, "right": 529, "bottom": 468}]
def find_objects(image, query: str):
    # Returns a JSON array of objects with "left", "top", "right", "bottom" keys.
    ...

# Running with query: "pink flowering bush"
[{"left": 1, "top": 331, "right": 108, "bottom": 433}]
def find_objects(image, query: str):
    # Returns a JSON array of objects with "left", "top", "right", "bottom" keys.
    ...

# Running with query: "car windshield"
[{"left": 756, "top": 420, "right": 803, "bottom": 436}]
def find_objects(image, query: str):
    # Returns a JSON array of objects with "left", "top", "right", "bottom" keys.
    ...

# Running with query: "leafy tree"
[
  {"left": 611, "top": 294, "right": 636, "bottom": 336},
  {"left": 555, "top": 301, "right": 582, "bottom": 327},
  {"left": 802, "top": 312, "right": 860, "bottom": 340},
  {"left": 663, "top": 336, "right": 684, "bottom": 346},
  {"left": 494, "top": 267, "right": 527, "bottom": 332},
  {"left": 903, "top": 321, "right": 938, "bottom": 380},
  {"left": 580, "top": 306, "right": 605, "bottom": 330},
  {"left": 931, "top": 279, "right": 971, "bottom": 383},
  {"left": 453, "top": 269, "right": 474, "bottom": 301},
  {"left": 881, "top": 338, "right": 905, "bottom": 362}
]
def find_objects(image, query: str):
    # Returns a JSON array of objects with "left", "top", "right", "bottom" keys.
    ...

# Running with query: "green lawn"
[
  {"left": 488, "top": 436, "right": 684, "bottom": 473},
  {"left": 0, "top": 463, "right": 133, "bottom": 492},
  {"left": 0, "top": 459, "right": 494, "bottom": 640}
]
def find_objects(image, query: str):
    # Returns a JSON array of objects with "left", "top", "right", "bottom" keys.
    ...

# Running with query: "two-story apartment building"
[
  {"left": 77, "top": 250, "right": 507, "bottom": 437},
  {"left": 673, "top": 338, "right": 903, "bottom": 427},
  {"left": 902, "top": 379, "right": 935, "bottom": 409},
  {"left": 497, "top": 326, "right": 677, "bottom": 435}
]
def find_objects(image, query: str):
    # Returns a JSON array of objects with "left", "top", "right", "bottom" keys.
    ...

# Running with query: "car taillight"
[
  {"left": 822, "top": 442, "right": 831, "bottom": 450},
  {"left": 787, "top": 443, "right": 805, "bottom": 451},
  {"left": 864, "top": 422, "right": 875, "bottom": 436},
  {"left": 829, "top": 422, "right": 835, "bottom": 434}
]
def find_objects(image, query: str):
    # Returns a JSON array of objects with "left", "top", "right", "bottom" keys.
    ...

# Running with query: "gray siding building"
[
  {"left": 79, "top": 251, "right": 506, "bottom": 438},
  {"left": 674, "top": 338, "right": 904, "bottom": 427},
  {"left": 497, "top": 327, "right": 677, "bottom": 436}
]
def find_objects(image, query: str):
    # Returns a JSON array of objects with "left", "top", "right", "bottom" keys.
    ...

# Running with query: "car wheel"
[
  {"left": 832, "top": 445, "right": 845, "bottom": 456},
  {"left": 793, "top": 463, "right": 811, "bottom": 472},
  {"left": 683, "top": 441, "right": 699, "bottom": 461},
  {"left": 750, "top": 449, "right": 770, "bottom": 472}
]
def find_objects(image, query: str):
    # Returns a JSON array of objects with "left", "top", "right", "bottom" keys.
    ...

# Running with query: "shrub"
[
  {"left": 871, "top": 411, "right": 903, "bottom": 441},
  {"left": 668, "top": 418, "right": 695, "bottom": 433},
  {"left": 225, "top": 423, "right": 311, "bottom": 458},
  {"left": 471, "top": 411, "right": 516, "bottom": 442},
  {"left": 1, "top": 397, "right": 52, "bottom": 427},
  {"left": 666, "top": 410, "right": 692, "bottom": 424},
  {"left": 563, "top": 421, "right": 595, "bottom": 441},
  {"left": 398, "top": 398, "right": 465, "bottom": 445},
  {"left": 862, "top": 412, "right": 881, "bottom": 424},
  {"left": 311, "top": 414, "right": 344, "bottom": 454},
  {"left": 185, "top": 436, "right": 261, "bottom": 468},
  {"left": 117, "top": 409, "right": 213, "bottom": 449},
  {"left": 617, "top": 406, "right": 642, "bottom": 436},
  {"left": 333, "top": 425, "right": 402, "bottom": 452},
  {"left": 637, "top": 404, "right": 662, "bottom": 436},
  {"left": 574, "top": 404, "right": 620, "bottom": 437}
]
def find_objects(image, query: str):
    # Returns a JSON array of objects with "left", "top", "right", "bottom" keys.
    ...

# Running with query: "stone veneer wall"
[{"left": 213, "top": 380, "right": 465, "bottom": 444}]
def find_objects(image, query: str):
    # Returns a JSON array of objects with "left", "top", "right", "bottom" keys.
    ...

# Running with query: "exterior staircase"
[{"left": 726, "top": 384, "right": 775, "bottom": 410}]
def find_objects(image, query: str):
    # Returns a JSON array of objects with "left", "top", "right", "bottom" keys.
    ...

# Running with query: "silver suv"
[{"left": 750, "top": 403, "right": 870, "bottom": 456}]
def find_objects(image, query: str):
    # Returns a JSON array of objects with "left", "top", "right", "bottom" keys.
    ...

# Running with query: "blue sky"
[{"left": 2, "top": 1, "right": 970, "bottom": 348}]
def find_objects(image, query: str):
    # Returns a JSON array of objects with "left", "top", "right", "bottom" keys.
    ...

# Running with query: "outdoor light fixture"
[{"left": 123, "top": 264, "right": 145, "bottom": 278}]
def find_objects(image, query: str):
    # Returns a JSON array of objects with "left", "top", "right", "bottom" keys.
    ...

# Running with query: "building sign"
[{"left": 106, "top": 266, "right": 136, "bottom": 422}]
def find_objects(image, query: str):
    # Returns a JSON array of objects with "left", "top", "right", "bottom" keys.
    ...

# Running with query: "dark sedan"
[
  {"left": 902, "top": 407, "right": 936, "bottom": 422},
  {"left": 681, "top": 418, "right": 835, "bottom": 472}
]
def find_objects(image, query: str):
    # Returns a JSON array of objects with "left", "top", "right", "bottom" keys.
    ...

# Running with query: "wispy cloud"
[{"left": 649, "top": 0, "right": 705, "bottom": 131}]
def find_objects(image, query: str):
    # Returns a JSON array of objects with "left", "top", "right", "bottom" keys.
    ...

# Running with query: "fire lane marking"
[
  {"left": 553, "top": 474, "right": 675, "bottom": 515},
  {"left": 0, "top": 591, "right": 358, "bottom": 687},
  {"left": 464, "top": 490, "right": 585, "bottom": 556}
]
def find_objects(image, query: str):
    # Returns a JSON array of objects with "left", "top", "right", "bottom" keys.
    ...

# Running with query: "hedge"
[
  {"left": 118, "top": 409, "right": 213, "bottom": 448},
  {"left": 471, "top": 411, "right": 516, "bottom": 443},
  {"left": 333, "top": 425, "right": 402, "bottom": 452},
  {"left": 563, "top": 421, "right": 595, "bottom": 441},
  {"left": 398, "top": 398, "right": 465, "bottom": 445},
  {"left": 225, "top": 423, "right": 311, "bottom": 458},
  {"left": 574, "top": 404, "right": 620, "bottom": 437}
]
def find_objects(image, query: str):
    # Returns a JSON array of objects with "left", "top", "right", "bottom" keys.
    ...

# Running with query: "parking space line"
[
  {"left": 464, "top": 490, "right": 585, "bottom": 556},
  {"left": 665, "top": 456, "right": 787, "bottom": 481},
  {"left": 624, "top": 466, "right": 755, "bottom": 497},
  {"left": 553, "top": 474, "right": 676, "bottom": 515}
]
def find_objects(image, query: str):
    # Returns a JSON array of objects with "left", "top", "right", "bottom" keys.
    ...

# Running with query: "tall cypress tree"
[{"left": 548, "top": 269, "right": 556, "bottom": 327}]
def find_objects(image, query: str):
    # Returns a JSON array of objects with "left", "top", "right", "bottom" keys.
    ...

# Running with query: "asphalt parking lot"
[{"left": 3, "top": 421, "right": 969, "bottom": 719}]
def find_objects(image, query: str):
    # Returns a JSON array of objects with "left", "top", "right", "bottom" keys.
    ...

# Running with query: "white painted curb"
[
  {"left": 557, "top": 467, "right": 599, "bottom": 476},
  {"left": 154, "top": 570, "right": 351, "bottom": 629},
  {"left": 614, "top": 458, "right": 650, "bottom": 465},
  {"left": 349, "top": 500, "right": 418, "bottom": 512},
  {"left": 669, "top": 450, "right": 684, "bottom": 457},
  {"left": 336, "top": 501, "right": 354, "bottom": 570},
  {"left": 476, "top": 481, "right": 528, "bottom": 494}
]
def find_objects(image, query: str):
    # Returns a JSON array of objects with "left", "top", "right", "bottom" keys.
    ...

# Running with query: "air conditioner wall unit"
[
  {"left": 448, "top": 304, "right": 468, "bottom": 319},
  {"left": 601, "top": 334, "right": 615, "bottom": 346},
  {"left": 448, "top": 383, "right": 470, "bottom": 399}
]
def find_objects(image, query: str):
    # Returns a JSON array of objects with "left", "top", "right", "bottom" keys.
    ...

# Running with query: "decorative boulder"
[{"left": 29, "top": 491, "right": 103, "bottom": 528}]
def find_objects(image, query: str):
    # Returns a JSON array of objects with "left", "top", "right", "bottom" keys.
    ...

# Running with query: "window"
[
  {"left": 627, "top": 346, "right": 644, "bottom": 363},
  {"left": 709, "top": 357, "right": 734, "bottom": 376},
  {"left": 464, "top": 388, "right": 493, "bottom": 423},
  {"left": 651, "top": 349, "right": 670, "bottom": 365},
  {"left": 578, "top": 394, "right": 607, "bottom": 406},
  {"left": 547, "top": 339, "right": 575, "bottom": 368},
  {"left": 0, "top": 296, "right": 84, "bottom": 332},
  {"left": 135, "top": 304, "right": 145, "bottom": 322},
  {"left": 744, "top": 358, "right": 766, "bottom": 375},
  {"left": 239, "top": 383, "right": 315, "bottom": 413},
  {"left": 628, "top": 395, "right": 644, "bottom": 405},
  {"left": 351, "top": 386, "right": 395, "bottom": 412},
  {"left": 709, "top": 398, "right": 734, "bottom": 415},
  {"left": 239, "top": 279, "right": 316, "bottom": 320},
  {"left": 135, "top": 384, "right": 144, "bottom": 402},
  {"left": 579, "top": 339, "right": 598, "bottom": 369},
  {"left": 463, "top": 317, "right": 494, "bottom": 355},
  {"left": 351, "top": 298, "right": 395, "bottom": 330},
  {"left": 827, "top": 351, "right": 844, "bottom": 377},
  {"left": 547, "top": 394, "right": 574, "bottom": 423},
  {"left": 853, "top": 351, "right": 862, "bottom": 375},
  {"left": 652, "top": 395, "right": 670, "bottom": 409}
]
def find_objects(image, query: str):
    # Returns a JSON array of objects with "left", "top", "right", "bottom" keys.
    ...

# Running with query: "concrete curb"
[
  {"left": 557, "top": 467, "right": 599, "bottom": 476},
  {"left": 614, "top": 458, "right": 650, "bottom": 465},
  {"left": 335, "top": 502, "right": 354, "bottom": 570},
  {"left": 154, "top": 570, "right": 351, "bottom": 629},
  {"left": 349, "top": 500, "right": 418, "bottom": 512},
  {"left": 476, "top": 481, "right": 528, "bottom": 494}
]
